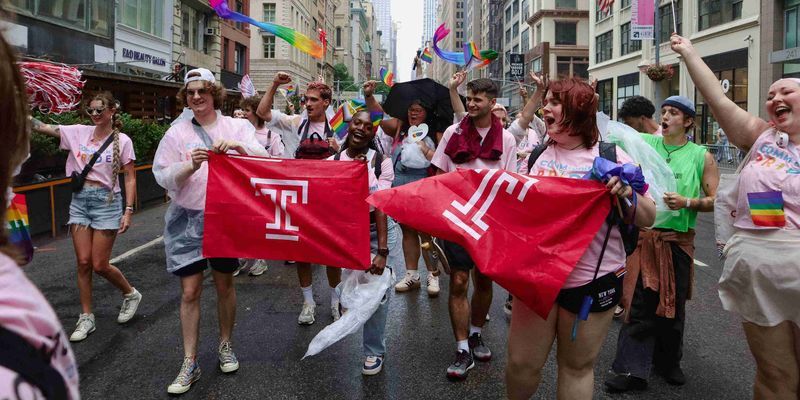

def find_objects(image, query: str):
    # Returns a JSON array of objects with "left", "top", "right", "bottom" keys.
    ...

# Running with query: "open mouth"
[
  {"left": 661, "top": 122, "right": 669, "bottom": 130},
  {"left": 351, "top": 131, "right": 367, "bottom": 141},
  {"left": 544, "top": 116, "right": 556, "bottom": 125},
  {"left": 776, "top": 105, "right": 791, "bottom": 118}
]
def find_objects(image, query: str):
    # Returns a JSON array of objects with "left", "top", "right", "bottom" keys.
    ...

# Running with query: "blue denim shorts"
[{"left": 69, "top": 187, "right": 123, "bottom": 230}]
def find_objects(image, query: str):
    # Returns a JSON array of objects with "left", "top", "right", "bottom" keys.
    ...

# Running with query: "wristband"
[
  {"left": 685, "top": 198, "right": 691, "bottom": 209},
  {"left": 125, "top": 206, "right": 134, "bottom": 212}
]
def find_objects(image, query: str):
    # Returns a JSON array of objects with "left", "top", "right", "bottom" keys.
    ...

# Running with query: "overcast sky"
[{"left": 392, "top": 0, "right": 423, "bottom": 82}]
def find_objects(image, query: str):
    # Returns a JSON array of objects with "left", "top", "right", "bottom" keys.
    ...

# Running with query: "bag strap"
[
  {"left": 593, "top": 210, "right": 615, "bottom": 282},
  {"left": 190, "top": 118, "right": 214, "bottom": 149},
  {"left": 78, "top": 133, "right": 115, "bottom": 179},
  {"left": 373, "top": 149, "right": 383, "bottom": 179},
  {"left": 526, "top": 144, "right": 548, "bottom": 173},
  {"left": 599, "top": 141, "right": 617, "bottom": 163},
  {"left": 0, "top": 325, "right": 68, "bottom": 400},
  {"left": 298, "top": 117, "right": 334, "bottom": 142}
]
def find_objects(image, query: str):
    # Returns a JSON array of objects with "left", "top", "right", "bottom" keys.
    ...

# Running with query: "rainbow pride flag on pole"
[
  {"left": 747, "top": 191, "right": 786, "bottom": 227},
  {"left": 370, "top": 111, "right": 383, "bottom": 129},
  {"left": 420, "top": 48, "right": 433, "bottom": 63},
  {"left": 379, "top": 67, "right": 394, "bottom": 87},
  {"left": 330, "top": 105, "right": 347, "bottom": 140},
  {"left": 7, "top": 194, "right": 33, "bottom": 264}
]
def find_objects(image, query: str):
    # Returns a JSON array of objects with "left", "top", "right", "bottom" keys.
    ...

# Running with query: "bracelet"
[
  {"left": 125, "top": 206, "right": 134, "bottom": 212},
  {"left": 685, "top": 198, "right": 691, "bottom": 209}
]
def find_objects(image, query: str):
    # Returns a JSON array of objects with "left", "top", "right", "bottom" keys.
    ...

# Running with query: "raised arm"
[
  {"left": 256, "top": 72, "right": 292, "bottom": 123},
  {"left": 29, "top": 117, "right": 61, "bottom": 138},
  {"left": 363, "top": 80, "right": 399, "bottom": 134},
  {"left": 516, "top": 72, "right": 546, "bottom": 132},
  {"left": 449, "top": 71, "right": 467, "bottom": 118},
  {"left": 671, "top": 35, "right": 768, "bottom": 150}
]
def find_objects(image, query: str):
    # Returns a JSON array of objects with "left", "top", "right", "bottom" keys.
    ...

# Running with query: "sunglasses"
[
  {"left": 186, "top": 88, "right": 209, "bottom": 97},
  {"left": 86, "top": 107, "right": 106, "bottom": 116}
]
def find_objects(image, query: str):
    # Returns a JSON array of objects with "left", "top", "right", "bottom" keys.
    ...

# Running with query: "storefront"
[{"left": 694, "top": 48, "right": 748, "bottom": 144}]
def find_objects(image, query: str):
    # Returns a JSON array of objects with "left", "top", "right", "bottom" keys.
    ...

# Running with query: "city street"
[{"left": 25, "top": 202, "right": 754, "bottom": 399}]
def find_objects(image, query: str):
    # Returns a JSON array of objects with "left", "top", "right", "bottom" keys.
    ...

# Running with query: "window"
[
  {"left": 695, "top": 49, "right": 748, "bottom": 143},
  {"left": 659, "top": 1, "right": 682, "bottom": 43},
  {"left": 513, "top": 44, "right": 519, "bottom": 53},
  {"left": 506, "top": 28, "right": 511, "bottom": 44},
  {"left": 531, "top": 57, "right": 542, "bottom": 73},
  {"left": 595, "top": 31, "right": 613, "bottom": 63},
  {"left": 264, "top": 36, "right": 276, "bottom": 58},
  {"left": 505, "top": 7, "right": 512, "bottom": 23},
  {"left": 556, "top": 56, "right": 589, "bottom": 79},
  {"left": 596, "top": 5, "right": 612, "bottom": 22},
  {"left": 235, "top": 43, "right": 246, "bottom": 74},
  {"left": 521, "top": 28, "right": 530, "bottom": 50},
  {"left": 181, "top": 5, "right": 207, "bottom": 52},
  {"left": 536, "top": 23, "right": 542, "bottom": 45},
  {"left": 597, "top": 79, "right": 613, "bottom": 116},
  {"left": 616, "top": 72, "right": 640, "bottom": 110},
  {"left": 235, "top": 1, "right": 244, "bottom": 30},
  {"left": 336, "top": 27, "right": 342, "bottom": 47},
  {"left": 513, "top": 22, "right": 519, "bottom": 38},
  {"left": 223, "top": 39, "right": 229, "bottom": 70},
  {"left": 513, "top": 0, "right": 519, "bottom": 15},
  {"left": 6, "top": 0, "right": 34, "bottom": 13},
  {"left": 556, "top": 0, "right": 576, "bottom": 8},
  {"left": 620, "top": 22, "right": 641, "bottom": 55},
  {"left": 25, "top": 0, "right": 112, "bottom": 36},
  {"left": 555, "top": 21, "right": 577, "bottom": 45},
  {"left": 787, "top": 3, "right": 800, "bottom": 48},
  {"left": 621, "top": 0, "right": 631, "bottom": 9},
  {"left": 522, "top": 0, "right": 529, "bottom": 19},
  {"left": 263, "top": 3, "right": 276, "bottom": 22},
  {"left": 698, "top": 0, "right": 743, "bottom": 31},
  {"left": 120, "top": 0, "right": 164, "bottom": 37}
]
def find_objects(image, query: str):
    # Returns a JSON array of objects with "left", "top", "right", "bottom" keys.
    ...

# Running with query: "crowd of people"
[{"left": 1, "top": 30, "right": 799, "bottom": 400}]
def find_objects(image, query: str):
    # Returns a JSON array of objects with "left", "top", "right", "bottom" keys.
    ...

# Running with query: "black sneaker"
[
  {"left": 604, "top": 373, "right": 648, "bottom": 392},
  {"left": 657, "top": 365, "right": 686, "bottom": 386},
  {"left": 468, "top": 333, "right": 492, "bottom": 362},
  {"left": 446, "top": 350, "right": 474, "bottom": 381}
]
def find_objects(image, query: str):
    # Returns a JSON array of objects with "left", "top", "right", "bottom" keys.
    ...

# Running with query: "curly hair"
[
  {"left": 87, "top": 92, "right": 123, "bottom": 202},
  {"left": 240, "top": 96, "right": 265, "bottom": 127},
  {"left": 542, "top": 78, "right": 599, "bottom": 149},
  {"left": 177, "top": 75, "right": 226, "bottom": 109},
  {"left": 306, "top": 81, "right": 332, "bottom": 101},
  {"left": 618, "top": 96, "right": 656, "bottom": 119}
]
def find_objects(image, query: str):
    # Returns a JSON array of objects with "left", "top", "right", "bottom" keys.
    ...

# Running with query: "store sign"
[
  {"left": 509, "top": 54, "right": 525, "bottom": 82},
  {"left": 122, "top": 48, "right": 167, "bottom": 66},
  {"left": 631, "top": 0, "right": 654, "bottom": 40}
]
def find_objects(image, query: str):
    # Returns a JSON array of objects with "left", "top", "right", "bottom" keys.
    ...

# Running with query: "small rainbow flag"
[
  {"left": 286, "top": 85, "right": 296, "bottom": 97},
  {"left": 420, "top": 48, "right": 433, "bottom": 63},
  {"left": 349, "top": 99, "right": 366, "bottom": 112},
  {"left": 370, "top": 111, "right": 383, "bottom": 129},
  {"left": 7, "top": 194, "right": 33, "bottom": 264},
  {"left": 330, "top": 105, "right": 347, "bottom": 140},
  {"left": 747, "top": 191, "right": 786, "bottom": 227},
  {"left": 379, "top": 67, "right": 394, "bottom": 87}
]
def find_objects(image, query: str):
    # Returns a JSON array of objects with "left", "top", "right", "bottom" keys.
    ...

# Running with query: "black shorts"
[
  {"left": 441, "top": 240, "right": 476, "bottom": 271},
  {"left": 556, "top": 271, "right": 623, "bottom": 314},
  {"left": 173, "top": 258, "right": 239, "bottom": 277}
]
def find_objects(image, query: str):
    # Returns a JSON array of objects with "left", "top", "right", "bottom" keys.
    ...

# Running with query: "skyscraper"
[
  {"left": 373, "top": 0, "right": 393, "bottom": 51},
  {"left": 422, "top": 0, "right": 438, "bottom": 47}
]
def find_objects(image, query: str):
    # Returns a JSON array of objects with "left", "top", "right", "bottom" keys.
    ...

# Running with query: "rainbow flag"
[
  {"left": 379, "top": 67, "right": 394, "bottom": 87},
  {"left": 349, "top": 99, "right": 366, "bottom": 112},
  {"left": 747, "top": 191, "right": 786, "bottom": 227},
  {"left": 330, "top": 105, "right": 347, "bottom": 140},
  {"left": 420, "top": 48, "right": 433, "bottom": 63},
  {"left": 7, "top": 194, "right": 33, "bottom": 264},
  {"left": 286, "top": 85, "right": 296, "bottom": 97},
  {"left": 370, "top": 111, "right": 383, "bottom": 129}
]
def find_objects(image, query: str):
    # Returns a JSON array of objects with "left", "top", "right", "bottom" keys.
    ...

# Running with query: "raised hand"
[
  {"left": 670, "top": 34, "right": 694, "bottom": 57},
  {"left": 363, "top": 80, "right": 377, "bottom": 97},
  {"left": 273, "top": 72, "right": 292, "bottom": 86},
  {"left": 449, "top": 71, "right": 467, "bottom": 91}
]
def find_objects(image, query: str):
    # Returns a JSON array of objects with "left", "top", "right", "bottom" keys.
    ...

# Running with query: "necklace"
[{"left": 661, "top": 140, "right": 689, "bottom": 163}]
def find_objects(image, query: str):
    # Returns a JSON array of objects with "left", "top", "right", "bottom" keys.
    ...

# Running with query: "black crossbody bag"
[{"left": 70, "top": 134, "right": 115, "bottom": 193}]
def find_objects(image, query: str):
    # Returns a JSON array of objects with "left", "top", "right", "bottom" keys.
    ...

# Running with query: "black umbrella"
[{"left": 382, "top": 78, "right": 465, "bottom": 134}]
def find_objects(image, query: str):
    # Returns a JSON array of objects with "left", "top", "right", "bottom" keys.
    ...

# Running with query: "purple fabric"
[{"left": 583, "top": 157, "right": 649, "bottom": 195}]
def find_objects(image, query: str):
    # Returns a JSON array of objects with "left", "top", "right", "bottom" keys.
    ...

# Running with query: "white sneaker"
[
  {"left": 427, "top": 274, "right": 440, "bottom": 297},
  {"left": 117, "top": 288, "right": 142, "bottom": 323},
  {"left": 362, "top": 355, "right": 384, "bottom": 375},
  {"left": 298, "top": 302, "right": 316, "bottom": 325},
  {"left": 234, "top": 259, "right": 253, "bottom": 276},
  {"left": 167, "top": 357, "right": 201, "bottom": 394},
  {"left": 69, "top": 313, "right": 95, "bottom": 342},
  {"left": 331, "top": 301, "right": 341, "bottom": 321},
  {"left": 218, "top": 341, "right": 239, "bottom": 373},
  {"left": 248, "top": 260, "right": 269, "bottom": 276},
  {"left": 394, "top": 273, "right": 420, "bottom": 292}
]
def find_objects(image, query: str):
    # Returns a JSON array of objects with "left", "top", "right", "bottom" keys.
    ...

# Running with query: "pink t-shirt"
[
  {"left": 431, "top": 123, "right": 518, "bottom": 173},
  {"left": 0, "top": 253, "right": 80, "bottom": 399},
  {"left": 735, "top": 129, "right": 800, "bottom": 230},
  {"left": 59, "top": 125, "right": 135, "bottom": 192},
  {"left": 254, "top": 127, "right": 285, "bottom": 157},
  {"left": 328, "top": 149, "right": 394, "bottom": 210},
  {"left": 153, "top": 116, "right": 268, "bottom": 210},
  {"left": 528, "top": 144, "right": 648, "bottom": 288}
]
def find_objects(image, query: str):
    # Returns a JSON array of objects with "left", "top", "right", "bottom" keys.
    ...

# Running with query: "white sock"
[
  {"left": 457, "top": 340, "right": 469, "bottom": 353},
  {"left": 301, "top": 286, "right": 314, "bottom": 304},
  {"left": 407, "top": 270, "right": 420, "bottom": 280},
  {"left": 469, "top": 325, "right": 482, "bottom": 336},
  {"left": 330, "top": 288, "right": 340, "bottom": 306}
]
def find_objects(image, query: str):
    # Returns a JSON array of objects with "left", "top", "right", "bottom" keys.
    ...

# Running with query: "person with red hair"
[{"left": 506, "top": 76, "right": 656, "bottom": 399}]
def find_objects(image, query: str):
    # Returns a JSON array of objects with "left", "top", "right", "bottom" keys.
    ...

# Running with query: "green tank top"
[{"left": 641, "top": 134, "right": 707, "bottom": 232}]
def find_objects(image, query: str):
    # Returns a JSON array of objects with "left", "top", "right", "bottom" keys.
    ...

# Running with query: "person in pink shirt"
[
  {"left": 241, "top": 96, "right": 284, "bottom": 158},
  {"left": 153, "top": 68, "right": 268, "bottom": 395},
  {"left": 31, "top": 91, "right": 142, "bottom": 343},
  {"left": 505, "top": 76, "right": 655, "bottom": 400},
  {"left": 0, "top": 34, "right": 80, "bottom": 400},
  {"left": 673, "top": 34, "right": 800, "bottom": 399},
  {"left": 431, "top": 78, "right": 517, "bottom": 381}
]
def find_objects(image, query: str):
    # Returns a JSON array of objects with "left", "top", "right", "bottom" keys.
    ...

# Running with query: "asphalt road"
[{"left": 23, "top": 203, "right": 754, "bottom": 399}]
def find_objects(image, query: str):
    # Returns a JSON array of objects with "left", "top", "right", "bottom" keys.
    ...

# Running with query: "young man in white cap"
[
  {"left": 153, "top": 68, "right": 269, "bottom": 395},
  {"left": 605, "top": 95, "right": 719, "bottom": 392}
]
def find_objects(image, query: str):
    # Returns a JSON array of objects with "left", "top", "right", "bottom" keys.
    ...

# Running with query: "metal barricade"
[{"left": 704, "top": 144, "right": 745, "bottom": 170}]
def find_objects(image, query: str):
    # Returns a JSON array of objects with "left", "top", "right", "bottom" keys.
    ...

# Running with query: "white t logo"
[
  {"left": 442, "top": 170, "right": 538, "bottom": 240},
  {"left": 250, "top": 178, "right": 309, "bottom": 241}
]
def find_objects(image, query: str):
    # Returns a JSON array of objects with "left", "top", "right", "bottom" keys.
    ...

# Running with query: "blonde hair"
[{"left": 88, "top": 92, "right": 122, "bottom": 201}]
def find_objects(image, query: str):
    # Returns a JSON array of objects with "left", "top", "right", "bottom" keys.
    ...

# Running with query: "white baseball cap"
[{"left": 184, "top": 68, "right": 216, "bottom": 84}]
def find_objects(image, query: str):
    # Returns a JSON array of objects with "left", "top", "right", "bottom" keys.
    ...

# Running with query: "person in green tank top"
[{"left": 605, "top": 96, "right": 720, "bottom": 393}]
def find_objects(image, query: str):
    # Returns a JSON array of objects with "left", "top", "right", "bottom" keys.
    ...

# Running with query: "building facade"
[
  {"left": 589, "top": 0, "right": 759, "bottom": 144},
  {"left": 220, "top": 0, "right": 251, "bottom": 90}
]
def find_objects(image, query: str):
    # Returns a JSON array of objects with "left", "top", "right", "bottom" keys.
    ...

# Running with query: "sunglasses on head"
[
  {"left": 186, "top": 88, "right": 209, "bottom": 97},
  {"left": 86, "top": 107, "right": 106, "bottom": 116}
]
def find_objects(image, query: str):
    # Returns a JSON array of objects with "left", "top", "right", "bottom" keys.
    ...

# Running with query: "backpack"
[
  {"left": 527, "top": 142, "right": 639, "bottom": 256},
  {"left": 295, "top": 119, "right": 335, "bottom": 160},
  {"left": 335, "top": 148, "right": 383, "bottom": 180}
]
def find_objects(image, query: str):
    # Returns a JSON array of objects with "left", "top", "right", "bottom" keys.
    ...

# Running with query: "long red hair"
[{"left": 543, "top": 78, "right": 599, "bottom": 148}]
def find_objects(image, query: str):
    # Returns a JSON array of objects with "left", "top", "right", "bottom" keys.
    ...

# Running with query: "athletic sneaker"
[
  {"left": 248, "top": 260, "right": 269, "bottom": 276},
  {"left": 69, "top": 313, "right": 95, "bottom": 342},
  {"left": 285, "top": 260, "right": 296, "bottom": 265},
  {"left": 218, "top": 341, "right": 239, "bottom": 373},
  {"left": 298, "top": 302, "right": 316, "bottom": 325},
  {"left": 468, "top": 332, "right": 492, "bottom": 361},
  {"left": 426, "top": 273, "right": 440, "bottom": 297},
  {"left": 167, "top": 357, "right": 201, "bottom": 395},
  {"left": 614, "top": 305, "right": 625, "bottom": 319},
  {"left": 446, "top": 349, "right": 474, "bottom": 380},
  {"left": 394, "top": 273, "right": 420, "bottom": 292},
  {"left": 117, "top": 288, "right": 142, "bottom": 323},
  {"left": 362, "top": 355, "right": 384, "bottom": 376},
  {"left": 503, "top": 298, "right": 513, "bottom": 319},
  {"left": 331, "top": 301, "right": 341, "bottom": 321}
]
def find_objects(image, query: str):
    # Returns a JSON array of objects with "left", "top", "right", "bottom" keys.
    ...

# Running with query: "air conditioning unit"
[{"left": 204, "top": 28, "right": 218, "bottom": 36}]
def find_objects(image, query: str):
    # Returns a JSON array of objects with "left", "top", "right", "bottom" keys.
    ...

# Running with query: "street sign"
[
  {"left": 509, "top": 54, "right": 525, "bottom": 82},
  {"left": 631, "top": 0, "right": 654, "bottom": 40}
]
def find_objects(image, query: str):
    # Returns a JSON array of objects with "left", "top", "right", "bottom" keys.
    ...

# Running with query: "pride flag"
[
  {"left": 420, "top": 48, "right": 433, "bottom": 63},
  {"left": 286, "top": 85, "right": 296, "bottom": 97},
  {"left": 747, "top": 191, "right": 786, "bottom": 227},
  {"left": 379, "top": 67, "right": 394, "bottom": 87},
  {"left": 370, "top": 111, "right": 383, "bottom": 129},
  {"left": 330, "top": 105, "right": 347, "bottom": 140},
  {"left": 7, "top": 194, "right": 33, "bottom": 264}
]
